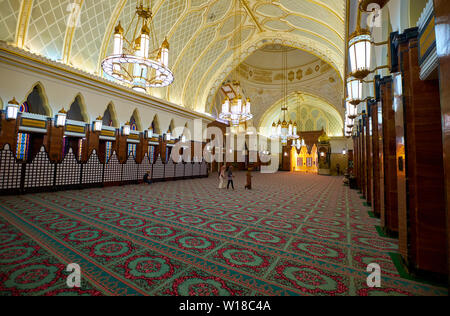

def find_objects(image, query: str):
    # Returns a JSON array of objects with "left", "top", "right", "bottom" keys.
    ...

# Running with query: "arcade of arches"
[{"left": 0, "top": 0, "right": 449, "bottom": 296}]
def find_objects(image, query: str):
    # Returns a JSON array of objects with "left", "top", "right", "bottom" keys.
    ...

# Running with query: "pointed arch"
[
  {"left": 130, "top": 109, "right": 142, "bottom": 131},
  {"left": 167, "top": 119, "right": 175, "bottom": 135},
  {"left": 102, "top": 102, "right": 119, "bottom": 128},
  {"left": 67, "top": 93, "right": 89, "bottom": 122},
  {"left": 151, "top": 114, "right": 161, "bottom": 135},
  {"left": 21, "top": 82, "right": 51, "bottom": 116}
]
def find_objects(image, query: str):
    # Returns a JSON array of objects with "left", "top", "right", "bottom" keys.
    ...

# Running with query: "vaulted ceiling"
[{"left": 0, "top": 0, "right": 346, "bottom": 114}]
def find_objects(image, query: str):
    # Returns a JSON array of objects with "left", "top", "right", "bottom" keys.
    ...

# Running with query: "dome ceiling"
[
  {"left": 0, "top": 0, "right": 346, "bottom": 113},
  {"left": 212, "top": 44, "right": 344, "bottom": 132},
  {"left": 258, "top": 92, "right": 344, "bottom": 138}
]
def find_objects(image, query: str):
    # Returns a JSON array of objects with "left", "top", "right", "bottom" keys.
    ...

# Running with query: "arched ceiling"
[
  {"left": 212, "top": 44, "right": 344, "bottom": 131},
  {"left": 259, "top": 92, "right": 344, "bottom": 138},
  {"left": 1, "top": 0, "right": 346, "bottom": 113}
]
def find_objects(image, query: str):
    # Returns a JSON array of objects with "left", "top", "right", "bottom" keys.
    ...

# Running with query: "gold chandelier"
[
  {"left": 102, "top": 0, "right": 173, "bottom": 92},
  {"left": 219, "top": 0, "right": 252, "bottom": 127},
  {"left": 271, "top": 48, "right": 298, "bottom": 145}
]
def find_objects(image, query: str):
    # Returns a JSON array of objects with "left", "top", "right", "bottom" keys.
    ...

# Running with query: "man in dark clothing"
[
  {"left": 143, "top": 171, "right": 152, "bottom": 185},
  {"left": 227, "top": 166, "right": 235, "bottom": 190}
]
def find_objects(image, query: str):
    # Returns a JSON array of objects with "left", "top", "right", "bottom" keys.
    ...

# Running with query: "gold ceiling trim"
[
  {"left": 62, "top": 0, "right": 84, "bottom": 64},
  {"left": 240, "top": 0, "right": 263, "bottom": 33},
  {"left": 180, "top": 17, "right": 252, "bottom": 108},
  {"left": 192, "top": 25, "right": 256, "bottom": 107},
  {"left": 167, "top": 8, "right": 242, "bottom": 101},
  {"left": 287, "top": 26, "right": 344, "bottom": 54},
  {"left": 15, "top": 0, "right": 34, "bottom": 48},
  {"left": 261, "top": 13, "right": 344, "bottom": 42},
  {"left": 304, "top": 0, "right": 345, "bottom": 22},
  {"left": 97, "top": 0, "right": 128, "bottom": 74},
  {"left": 204, "top": 36, "right": 344, "bottom": 114}
]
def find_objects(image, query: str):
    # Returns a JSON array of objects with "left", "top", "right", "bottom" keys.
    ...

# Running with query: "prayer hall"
[{"left": 0, "top": 0, "right": 449, "bottom": 298}]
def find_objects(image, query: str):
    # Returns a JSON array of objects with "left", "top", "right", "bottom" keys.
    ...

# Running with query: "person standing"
[
  {"left": 218, "top": 165, "right": 226, "bottom": 189},
  {"left": 227, "top": 166, "right": 235, "bottom": 190},
  {"left": 245, "top": 168, "right": 253, "bottom": 190}
]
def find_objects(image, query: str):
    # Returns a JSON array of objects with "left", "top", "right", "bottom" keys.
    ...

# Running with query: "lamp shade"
[
  {"left": 6, "top": 97, "right": 19, "bottom": 120},
  {"left": 166, "top": 131, "right": 171, "bottom": 141},
  {"left": 93, "top": 116, "right": 103, "bottom": 132},
  {"left": 347, "top": 77, "right": 363, "bottom": 106},
  {"left": 145, "top": 127, "right": 153, "bottom": 139},
  {"left": 348, "top": 30, "right": 372, "bottom": 80},
  {"left": 346, "top": 101, "right": 358, "bottom": 119},
  {"left": 55, "top": 108, "right": 67, "bottom": 127},
  {"left": 122, "top": 122, "right": 131, "bottom": 136}
]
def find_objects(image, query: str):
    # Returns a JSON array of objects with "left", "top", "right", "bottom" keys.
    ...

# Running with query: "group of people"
[
  {"left": 218, "top": 165, "right": 253, "bottom": 190},
  {"left": 143, "top": 166, "right": 253, "bottom": 190}
]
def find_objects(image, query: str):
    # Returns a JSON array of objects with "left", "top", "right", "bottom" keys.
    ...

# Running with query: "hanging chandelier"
[
  {"left": 219, "top": 81, "right": 252, "bottom": 126},
  {"left": 348, "top": 2, "right": 372, "bottom": 80},
  {"left": 271, "top": 50, "right": 299, "bottom": 146},
  {"left": 219, "top": 0, "right": 252, "bottom": 127},
  {"left": 292, "top": 138, "right": 306, "bottom": 150},
  {"left": 102, "top": 0, "right": 173, "bottom": 92}
]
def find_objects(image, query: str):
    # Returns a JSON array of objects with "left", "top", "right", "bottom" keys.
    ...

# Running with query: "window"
[
  {"left": 166, "top": 147, "right": 172, "bottom": 162},
  {"left": 78, "top": 139, "right": 83, "bottom": 160},
  {"left": 128, "top": 143, "right": 137, "bottom": 158},
  {"left": 16, "top": 133, "right": 30, "bottom": 161},
  {"left": 16, "top": 102, "right": 30, "bottom": 161},
  {"left": 149, "top": 145, "right": 155, "bottom": 163},
  {"left": 106, "top": 141, "right": 113, "bottom": 162}
]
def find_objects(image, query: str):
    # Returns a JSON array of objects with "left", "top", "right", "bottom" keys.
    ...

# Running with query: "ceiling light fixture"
[{"left": 102, "top": 0, "right": 173, "bottom": 92}]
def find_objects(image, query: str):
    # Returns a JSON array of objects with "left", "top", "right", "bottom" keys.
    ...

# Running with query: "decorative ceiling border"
[{"left": 15, "top": 0, "right": 34, "bottom": 48}]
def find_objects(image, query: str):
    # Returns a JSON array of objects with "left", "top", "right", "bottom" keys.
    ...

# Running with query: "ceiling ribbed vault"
[{"left": 0, "top": 0, "right": 346, "bottom": 114}]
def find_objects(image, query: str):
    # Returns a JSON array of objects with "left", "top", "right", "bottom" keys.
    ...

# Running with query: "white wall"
[{"left": 0, "top": 47, "right": 213, "bottom": 140}]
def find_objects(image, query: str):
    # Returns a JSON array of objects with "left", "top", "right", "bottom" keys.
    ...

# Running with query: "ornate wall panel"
[
  {"left": 24, "top": 146, "right": 54, "bottom": 189},
  {"left": 0, "top": 144, "right": 22, "bottom": 190},
  {"left": 122, "top": 154, "right": 138, "bottom": 182},
  {"left": 82, "top": 150, "right": 103, "bottom": 184},
  {"left": 56, "top": 149, "right": 81, "bottom": 186},
  {"left": 152, "top": 155, "right": 165, "bottom": 179},
  {"left": 104, "top": 152, "right": 122, "bottom": 183}
]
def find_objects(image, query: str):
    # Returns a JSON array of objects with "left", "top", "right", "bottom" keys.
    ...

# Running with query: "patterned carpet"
[{"left": 0, "top": 172, "right": 447, "bottom": 296}]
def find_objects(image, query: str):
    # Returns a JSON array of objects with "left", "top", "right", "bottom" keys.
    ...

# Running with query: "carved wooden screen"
[
  {"left": 193, "top": 161, "right": 200, "bottom": 176},
  {"left": 122, "top": 154, "right": 138, "bottom": 182},
  {"left": 201, "top": 160, "right": 208, "bottom": 176},
  {"left": 138, "top": 154, "right": 152, "bottom": 181},
  {"left": 165, "top": 158, "right": 175, "bottom": 178},
  {"left": 175, "top": 161, "right": 185, "bottom": 178},
  {"left": 152, "top": 155, "right": 164, "bottom": 179},
  {"left": 0, "top": 144, "right": 22, "bottom": 191},
  {"left": 24, "top": 146, "right": 54, "bottom": 189},
  {"left": 104, "top": 152, "right": 122, "bottom": 183},
  {"left": 56, "top": 148, "right": 81, "bottom": 187},
  {"left": 185, "top": 162, "right": 193, "bottom": 177},
  {"left": 82, "top": 150, "right": 103, "bottom": 184}
]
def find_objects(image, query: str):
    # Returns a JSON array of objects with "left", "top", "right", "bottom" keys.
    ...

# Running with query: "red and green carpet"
[{"left": 0, "top": 172, "right": 447, "bottom": 296}]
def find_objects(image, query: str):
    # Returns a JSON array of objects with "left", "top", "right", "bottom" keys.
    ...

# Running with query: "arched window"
[
  {"left": 106, "top": 141, "right": 113, "bottom": 162},
  {"left": 128, "top": 143, "right": 137, "bottom": 158},
  {"left": 16, "top": 102, "right": 30, "bottom": 160},
  {"left": 148, "top": 145, "right": 155, "bottom": 163}
]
